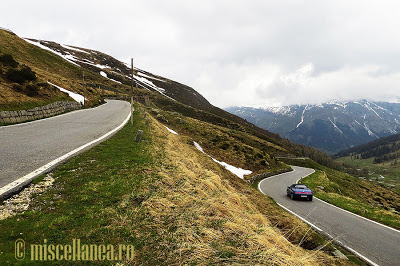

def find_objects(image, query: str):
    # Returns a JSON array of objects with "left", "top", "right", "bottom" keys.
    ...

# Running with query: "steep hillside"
[
  {"left": 19, "top": 36, "right": 292, "bottom": 147},
  {"left": 0, "top": 29, "right": 132, "bottom": 109},
  {"left": 226, "top": 100, "right": 400, "bottom": 154},
  {"left": 22, "top": 37, "right": 213, "bottom": 111}
]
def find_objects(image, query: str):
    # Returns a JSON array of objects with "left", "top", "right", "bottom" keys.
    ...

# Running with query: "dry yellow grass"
[
  {"left": 116, "top": 114, "right": 344, "bottom": 265},
  {"left": 158, "top": 111, "right": 290, "bottom": 178}
]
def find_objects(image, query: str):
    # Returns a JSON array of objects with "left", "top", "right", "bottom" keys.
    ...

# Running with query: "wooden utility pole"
[{"left": 131, "top": 58, "right": 134, "bottom": 125}]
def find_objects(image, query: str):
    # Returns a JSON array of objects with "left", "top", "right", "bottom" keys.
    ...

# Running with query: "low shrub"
[
  {"left": 25, "top": 83, "right": 39, "bottom": 96},
  {"left": 6, "top": 65, "right": 37, "bottom": 84},
  {"left": 0, "top": 53, "right": 18, "bottom": 68},
  {"left": 12, "top": 83, "right": 23, "bottom": 92}
]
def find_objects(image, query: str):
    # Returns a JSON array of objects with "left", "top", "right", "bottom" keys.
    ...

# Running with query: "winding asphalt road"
[
  {"left": 259, "top": 166, "right": 400, "bottom": 266},
  {"left": 0, "top": 100, "right": 130, "bottom": 198}
]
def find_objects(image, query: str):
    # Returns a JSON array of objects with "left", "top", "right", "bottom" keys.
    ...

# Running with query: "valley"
[{"left": 335, "top": 133, "right": 400, "bottom": 193}]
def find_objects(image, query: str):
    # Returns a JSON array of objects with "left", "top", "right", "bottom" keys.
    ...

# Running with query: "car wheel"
[
  {"left": 309, "top": 196, "right": 313, "bottom": 201},
  {"left": 290, "top": 193, "right": 294, "bottom": 200}
]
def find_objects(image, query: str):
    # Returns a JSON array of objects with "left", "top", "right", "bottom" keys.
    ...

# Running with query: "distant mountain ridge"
[{"left": 226, "top": 100, "right": 400, "bottom": 154}]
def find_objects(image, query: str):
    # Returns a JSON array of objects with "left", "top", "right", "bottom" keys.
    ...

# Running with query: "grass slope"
[
  {"left": 0, "top": 104, "right": 354, "bottom": 265},
  {"left": 0, "top": 29, "right": 133, "bottom": 110}
]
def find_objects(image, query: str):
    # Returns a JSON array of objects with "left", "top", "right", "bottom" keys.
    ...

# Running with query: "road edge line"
[
  {"left": 0, "top": 105, "right": 131, "bottom": 200},
  {"left": 258, "top": 166, "right": 382, "bottom": 265},
  {"left": 275, "top": 202, "right": 323, "bottom": 232},
  {"left": 314, "top": 197, "right": 400, "bottom": 234},
  {"left": 343, "top": 246, "right": 379, "bottom": 266},
  {"left": 263, "top": 165, "right": 400, "bottom": 234}
]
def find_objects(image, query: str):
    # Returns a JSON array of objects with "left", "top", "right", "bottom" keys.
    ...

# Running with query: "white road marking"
[
  {"left": 344, "top": 246, "right": 379, "bottom": 266},
  {"left": 0, "top": 105, "right": 131, "bottom": 199},
  {"left": 314, "top": 197, "right": 400, "bottom": 234},
  {"left": 257, "top": 166, "right": 393, "bottom": 266},
  {"left": 276, "top": 202, "right": 323, "bottom": 232}
]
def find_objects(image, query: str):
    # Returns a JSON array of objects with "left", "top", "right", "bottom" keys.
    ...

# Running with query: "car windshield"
[{"left": 295, "top": 185, "right": 308, "bottom": 189}]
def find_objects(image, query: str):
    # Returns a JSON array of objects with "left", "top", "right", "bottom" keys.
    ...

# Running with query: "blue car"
[{"left": 287, "top": 184, "right": 313, "bottom": 201}]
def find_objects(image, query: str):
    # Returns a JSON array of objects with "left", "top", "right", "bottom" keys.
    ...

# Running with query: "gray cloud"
[{"left": 2, "top": 0, "right": 400, "bottom": 107}]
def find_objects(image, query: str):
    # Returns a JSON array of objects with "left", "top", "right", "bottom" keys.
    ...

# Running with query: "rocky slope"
[{"left": 226, "top": 100, "right": 400, "bottom": 154}]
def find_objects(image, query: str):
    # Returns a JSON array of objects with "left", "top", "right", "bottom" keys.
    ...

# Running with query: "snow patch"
[
  {"left": 366, "top": 105, "right": 383, "bottom": 119},
  {"left": 354, "top": 119, "right": 363, "bottom": 127},
  {"left": 163, "top": 125, "right": 178, "bottom": 135},
  {"left": 24, "top": 38, "right": 80, "bottom": 67},
  {"left": 109, "top": 78, "right": 122, "bottom": 84},
  {"left": 60, "top": 44, "right": 90, "bottom": 54},
  {"left": 194, "top": 141, "right": 205, "bottom": 153},
  {"left": 354, "top": 119, "right": 378, "bottom": 138},
  {"left": 355, "top": 101, "right": 383, "bottom": 119},
  {"left": 363, "top": 122, "right": 379, "bottom": 138},
  {"left": 133, "top": 74, "right": 165, "bottom": 93},
  {"left": 99, "top": 71, "right": 121, "bottom": 84},
  {"left": 73, "top": 58, "right": 109, "bottom": 69},
  {"left": 133, "top": 74, "right": 176, "bottom": 101},
  {"left": 137, "top": 72, "right": 166, "bottom": 82},
  {"left": 370, "top": 102, "right": 389, "bottom": 112},
  {"left": 328, "top": 117, "right": 343, "bottom": 134},
  {"left": 193, "top": 141, "right": 252, "bottom": 179},
  {"left": 334, "top": 102, "right": 349, "bottom": 109},
  {"left": 48, "top": 82, "right": 85, "bottom": 104},
  {"left": 264, "top": 106, "right": 293, "bottom": 116},
  {"left": 296, "top": 105, "right": 308, "bottom": 128}
]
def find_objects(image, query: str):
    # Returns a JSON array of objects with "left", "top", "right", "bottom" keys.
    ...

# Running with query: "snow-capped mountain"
[{"left": 226, "top": 100, "right": 400, "bottom": 154}]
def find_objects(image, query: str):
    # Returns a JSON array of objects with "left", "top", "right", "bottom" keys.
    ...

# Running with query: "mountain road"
[
  {"left": 259, "top": 166, "right": 400, "bottom": 266},
  {"left": 0, "top": 100, "right": 131, "bottom": 199}
]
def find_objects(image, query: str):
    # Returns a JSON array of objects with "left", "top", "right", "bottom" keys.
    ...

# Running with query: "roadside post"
[{"left": 131, "top": 58, "right": 134, "bottom": 125}]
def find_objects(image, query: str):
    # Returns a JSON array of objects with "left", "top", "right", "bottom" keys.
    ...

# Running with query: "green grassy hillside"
[{"left": 0, "top": 29, "right": 134, "bottom": 110}]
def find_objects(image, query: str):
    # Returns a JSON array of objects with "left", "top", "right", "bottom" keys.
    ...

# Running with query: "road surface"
[
  {"left": 259, "top": 166, "right": 400, "bottom": 266},
  {"left": 0, "top": 100, "right": 130, "bottom": 198}
]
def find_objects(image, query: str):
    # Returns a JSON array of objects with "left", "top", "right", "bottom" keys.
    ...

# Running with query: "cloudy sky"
[{"left": 2, "top": 0, "right": 400, "bottom": 108}]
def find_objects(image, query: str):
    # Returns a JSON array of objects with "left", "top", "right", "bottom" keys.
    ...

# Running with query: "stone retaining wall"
[{"left": 0, "top": 101, "right": 82, "bottom": 125}]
